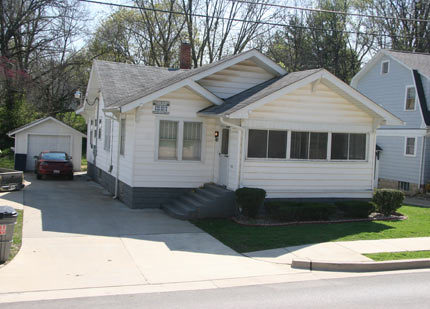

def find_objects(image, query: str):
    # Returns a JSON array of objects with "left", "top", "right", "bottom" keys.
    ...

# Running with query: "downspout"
[
  {"left": 94, "top": 96, "right": 100, "bottom": 166},
  {"left": 114, "top": 110, "right": 122, "bottom": 199},
  {"left": 419, "top": 136, "right": 426, "bottom": 190},
  {"left": 220, "top": 117, "right": 245, "bottom": 189}
]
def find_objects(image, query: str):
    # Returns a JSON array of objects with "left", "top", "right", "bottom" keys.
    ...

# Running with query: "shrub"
[
  {"left": 335, "top": 201, "right": 375, "bottom": 218},
  {"left": 235, "top": 187, "right": 266, "bottom": 218},
  {"left": 372, "top": 189, "right": 405, "bottom": 216},
  {"left": 265, "top": 201, "right": 337, "bottom": 222}
]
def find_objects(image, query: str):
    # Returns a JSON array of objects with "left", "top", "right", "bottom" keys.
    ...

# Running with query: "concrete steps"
[{"left": 161, "top": 183, "right": 236, "bottom": 220}]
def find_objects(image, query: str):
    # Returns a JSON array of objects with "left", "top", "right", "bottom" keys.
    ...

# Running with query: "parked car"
[
  {"left": 34, "top": 151, "right": 74, "bottom": 180},
  {"left": 0, "top": 168, "right": 24, "bottom": 191}
]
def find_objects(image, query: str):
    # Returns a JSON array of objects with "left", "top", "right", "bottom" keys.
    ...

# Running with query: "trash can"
[{"left": 0, "top": 206, "right": 18, "bottom": 263}]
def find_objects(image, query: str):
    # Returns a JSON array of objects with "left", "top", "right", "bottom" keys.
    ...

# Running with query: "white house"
[{"left": 77, "top": 47, "right": 402, "bottom": 218}]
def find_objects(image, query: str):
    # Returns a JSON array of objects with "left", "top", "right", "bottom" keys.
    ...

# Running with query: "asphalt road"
[{"left": 4, "top": 271, "right": 430, "bottom": 309}]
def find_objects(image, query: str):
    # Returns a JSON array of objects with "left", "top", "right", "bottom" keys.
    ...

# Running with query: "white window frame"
[
  {"left": 404, "top": 137, "right": 417, "bottom": 157},
  {"left": 246, "top": 129, "right": 289, "bottom": 160},
  {"left": 155, "top": 117, "right": 205, "bottom": 162},
  {"left": 330, "top": 133, "right": 368, "bottom": 161},
  {"left": 404, "top": 85, "right": 417, "bottom": 111},
  {"left": 104, "top": 118, "right": 111, "bottom": 151},
  {"left": 381, "top": 60, "right": 390, "bottom": 75}
]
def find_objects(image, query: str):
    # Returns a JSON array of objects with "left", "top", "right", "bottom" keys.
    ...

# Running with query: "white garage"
[{"left": 8, "top": 117, "right": 86, "bottom": 171}]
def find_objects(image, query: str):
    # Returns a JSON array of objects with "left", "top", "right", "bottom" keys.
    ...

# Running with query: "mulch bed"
[{"left": 232, "top": 212, "right": 407, "bottom": 227}]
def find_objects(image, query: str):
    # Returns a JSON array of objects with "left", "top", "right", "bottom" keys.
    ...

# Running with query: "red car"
[{"left": 34, "top": 151, "right": 74, "bottom": 180}]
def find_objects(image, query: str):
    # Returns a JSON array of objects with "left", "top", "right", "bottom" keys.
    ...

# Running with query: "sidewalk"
[{"left": 245, "top": 237, "right": 430, "bottom": 264}]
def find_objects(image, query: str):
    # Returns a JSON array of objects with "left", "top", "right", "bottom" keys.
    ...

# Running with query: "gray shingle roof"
[
  {"left": 385, "top": 50, "right": 430, "bottom": 78},
  {"left": 199, "top": 68, "right": 322, "bottom": 116},
  {"left": 97, "top": 50, "right": 258, "bottom": 108}
]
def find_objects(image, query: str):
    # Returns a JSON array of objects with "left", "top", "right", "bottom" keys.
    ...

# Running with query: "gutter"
[{"left": 220, "top": 117, "right": 245, "bottom": 189}]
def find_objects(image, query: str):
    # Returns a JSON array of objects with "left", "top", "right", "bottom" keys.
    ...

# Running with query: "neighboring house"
[
  {"left": 77, "top": 46, "right": 401, "bottom": 217},
  {"left": 351, "top": 50, "right": 430, "bottom": 193},
  {"left": 7, "top": 117, "right": 85, "bottom": 172}
]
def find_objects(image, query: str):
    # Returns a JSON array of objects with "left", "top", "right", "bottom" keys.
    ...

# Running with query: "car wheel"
[{"left": 36, "top": 173, "right": 42, "bottom": 180}]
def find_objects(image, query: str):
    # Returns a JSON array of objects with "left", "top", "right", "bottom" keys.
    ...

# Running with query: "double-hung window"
[
  {"left": 158, "top": 120, "right": 203, "bottom": 161},
  {"left": 104, "top": 118, "right": 111, "bottom": 151},
  {"left": 290, "top": 132, "right": 328, "bottom": 159},
  {"left": 158, "top": 120, "right": 178, "bottom": 160},
  {"left": 405, "top": 137, "right": 416, "bottom": 156},
  {"left": 247, "top": 130, "right": 287, "bottom": 159},
  {"left": 405, "top": 86, "right": 416, "bottom": 111},
  {"left": 331, "top": 133, "right": 366, "bottom": 160}
]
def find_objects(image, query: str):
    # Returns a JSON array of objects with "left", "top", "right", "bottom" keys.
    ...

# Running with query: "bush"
[
  {"left": 372, "top": 189, "right": 405, "bottom": 216},
  {"left": 335, "top": 201, "right": 375, "bottom": 218},
  {"left": 265, "top": 201, "right": 337, "bottom": 222},
  {"left": 0, "top": 148, "right": 13, "bottom": 158},
  {"left": 235, "top": 187, "right": 266, "bottom": 218}
]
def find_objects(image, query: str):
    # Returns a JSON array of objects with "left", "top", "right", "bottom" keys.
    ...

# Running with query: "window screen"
[
  {"left": 158, "top": 120, "right": 178, "bottom": 160},
  {"left": 309, "top": 133, "right": 328, "bottom": 159},
  {"left": 331, "top": 133, "right": 348, "bottom": 160},
  {"left": 268, "top": 131, "right": 287, "bottom": 158},
  {"left": 290, "top": 131, "right": 309, "bottom": 159},
  {"left": 349, "top": 134, "right": 366, "bottom": 160},
  {"left": 182, "top": 122, "right": 202, "bottom": 160},
  {"left": 331, "top": 133, "right": 366, "bottom": 160},
  {"left": 405, "top": 87, "right": 416, "bottom": 110},
  {"left": 405, "top": 137, "right": 416, "bottom": 155},
  {"left": 248, "top": 130, "right": 268, "bottom": 158},
  {"left": 221, "top": 128, "right": 229, "bottom": 155}
]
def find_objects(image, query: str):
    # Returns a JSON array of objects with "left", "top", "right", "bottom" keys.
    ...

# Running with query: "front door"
[{"left": 218, "top": 128, "right": 230, "bottom": 187}]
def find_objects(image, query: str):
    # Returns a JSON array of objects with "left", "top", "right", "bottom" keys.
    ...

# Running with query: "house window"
[
  {"left": 120, "top": 118, "right": 126, "bottom": 155},
  {"left": 247, "top": 129, "right": 287, "bottom": 159},
  {"left": 381, "top": 61, "right": 389, "bottom": 74},
  {"left": 331, "top": 133, "right": 366, "bottom": 160},
  {"left": 183, "top": 122, "right": 202, "bottom": 160},
  {"left": 158, "top": 120, "right": 178, "bottom": 160},
  {"left": 221, "top": 128, "right": 229, "bottom": 155},
  {"left": 104, "top": 118, "right": 111, "bottom": 151},
  {"left": 405, "top": 86, "right": 416, "bottom": 111},
  {"left": 405, "top": 137, "right": 416, "bottom": 156},
  {"left": 398, "top": 181, "right": 410, "bottom": 191},
  {"left": 290, "top": 132, "right": 327, "bottom": 160}
]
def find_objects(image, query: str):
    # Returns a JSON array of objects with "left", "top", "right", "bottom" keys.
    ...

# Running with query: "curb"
[{"left": 292, "top": 258, "right": 430, "bottom": 272}]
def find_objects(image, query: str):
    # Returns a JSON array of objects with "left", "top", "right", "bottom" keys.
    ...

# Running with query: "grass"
[
  {"left": 191, "top": 205, "right": 430, "bottom": 253},
  {"left": 6, "top": 209, "right": 23, "bottom": 263},
  {"left": 81, "top": 156, "right": 87, "bottom": 172},
  {"left": 0, "top": 155, "right": 14, "bottom": 169},
  {"left": 365, "top": 251, "right": 430, "bottom": 261}
]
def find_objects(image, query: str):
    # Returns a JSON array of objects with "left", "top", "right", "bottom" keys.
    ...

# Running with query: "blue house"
[{"left": 351, "top": 50, "right": 430, "bottom": 194}]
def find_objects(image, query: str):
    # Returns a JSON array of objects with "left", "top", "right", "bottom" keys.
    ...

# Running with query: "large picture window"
[
  {"left": 291, "top": 132, "right": 328, "bottom": 159},
  {"left": 331, "top": 133, "right": 366, "bottom": 160},
  {"left": 183, "top": 122, "right": 202, "bottom": 160},
  {"left": 158, "top": 120, "right": 178, "bottom": 160},
  {"left": 247, "top": 129, "right": 287, "bottom": 159}
]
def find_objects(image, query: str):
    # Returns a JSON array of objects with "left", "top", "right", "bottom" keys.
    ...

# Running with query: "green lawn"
[
  {"left": 0, "top": 155, "right": 14, "bottom": 169},
  {"left": 7, "top": 209, "right": 23, "bottom": 263},
  {"left": 191, "top": 205, "right": 430, "bottom": 253},
  {"left": 81, "top": 156, "right": 87, "bottom": 172},
  {"left": 365, "top": 250, "right": 430, "bottom": 261}
]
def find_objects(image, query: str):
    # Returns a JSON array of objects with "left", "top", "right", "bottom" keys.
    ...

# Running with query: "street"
[{"left": 3, "top": 271, "right": 430, "bottom": 308}]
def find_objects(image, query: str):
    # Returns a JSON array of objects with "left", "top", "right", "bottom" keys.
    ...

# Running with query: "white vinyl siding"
[
  {"left": 197, "top": 59, "right": 275, "bottom": 99},
  {"left": 104, "top": 118, "right": 111, "bottom": 151}
]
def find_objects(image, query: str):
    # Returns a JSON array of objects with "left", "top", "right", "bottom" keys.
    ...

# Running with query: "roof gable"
[{"left": 7, "top": 117, "right": 86, "bottom": 137}]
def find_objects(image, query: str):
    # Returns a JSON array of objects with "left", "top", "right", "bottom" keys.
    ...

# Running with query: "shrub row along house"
[
  {"left": 77, "top": 45, "right": 402, "bottom": 218},
  {"left": 352, "top": 50, "right": 430, "bottom": 194}
]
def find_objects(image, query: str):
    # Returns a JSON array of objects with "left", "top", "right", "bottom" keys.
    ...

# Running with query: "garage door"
[{"left": 27, "top": 135, "right": 71, "bottom": 171}]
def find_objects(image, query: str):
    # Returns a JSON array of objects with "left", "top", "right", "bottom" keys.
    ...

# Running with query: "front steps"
[{"left": 161, "top": 183, "right": 236, "bottom": 220}]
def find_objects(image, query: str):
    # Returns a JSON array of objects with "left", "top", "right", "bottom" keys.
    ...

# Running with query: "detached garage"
[{"left": 7, "top": 117, "right": 86, "bottom": 171}]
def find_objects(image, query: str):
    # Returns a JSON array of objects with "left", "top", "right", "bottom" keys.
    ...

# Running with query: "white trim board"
[{"left": 377, "top": 129, "right": 430, "bottom": 137}]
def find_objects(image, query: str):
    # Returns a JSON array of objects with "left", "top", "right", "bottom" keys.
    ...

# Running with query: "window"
[
  {"left": 104, "top": 118, "right": 111, "bottom": 151},
  {"left": 221, "top": 128, "right": 229, "bottom": 155},
  {"left": 398, "top": 181, "right": 410, "bottom": 191},
  {"left": 158, "top": 120, "right": 178, "bottom": 160},
  {"left": 120, "top": 118, "right": 126, "bottom": 155},
  {"left": 247, "top": 130, "right": 287, "bottom": 159},
  {"left": 291, "top": 132, "right": 327, "bottom": 159},
  {"left": 405, "top": 86, "right": 416, "bottom": 111},
  {"left": 405, "top": 137, "right": 416, "bottom": 156},
  {"left": 183, "top": 122, "right": 202, "bottom": 160},
  {"left": 331, "top": 133, "right": 366, "bottom": 160},
  {"left": 381, "top": 60, "right": 389, "bottom": 74}
]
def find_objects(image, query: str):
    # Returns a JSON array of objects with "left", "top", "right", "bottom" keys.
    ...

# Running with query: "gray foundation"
[{"left": 87, "top": 162, "right": 190, "bottom": 209}]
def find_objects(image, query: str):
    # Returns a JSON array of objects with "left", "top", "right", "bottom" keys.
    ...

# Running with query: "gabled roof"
[
  {"left": 199, "top": 69, "right": 321, "bottom": 116},
  {"left": 7, "top": 117, "right": 86, "bottom": 138},
  {"left": 385, "top": 50, "right": 430, "bottom": 78},
  {"left": 200, "top": 68, "right": 403, "bottom": 126}
]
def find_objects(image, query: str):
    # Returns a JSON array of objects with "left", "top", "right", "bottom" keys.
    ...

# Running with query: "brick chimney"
[{"left": 180, "top": 42, "right": 191, "bottom": 69}]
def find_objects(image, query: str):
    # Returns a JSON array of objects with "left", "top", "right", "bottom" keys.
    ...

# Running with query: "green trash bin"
[{"left": 0, "top": 206, "right": 18, "bottom": 263}]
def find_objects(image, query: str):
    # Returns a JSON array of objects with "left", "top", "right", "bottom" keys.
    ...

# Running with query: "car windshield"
[{"left": 41, "top": 153, "right": 67, "bottom": 160}]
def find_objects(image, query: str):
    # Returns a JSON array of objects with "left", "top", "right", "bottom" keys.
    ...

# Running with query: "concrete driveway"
[{"left": 0, "top": 174, "right": 295, "bottom": 294}]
